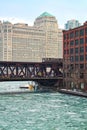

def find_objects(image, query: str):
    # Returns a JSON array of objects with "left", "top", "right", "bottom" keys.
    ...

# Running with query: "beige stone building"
[{"left": 0, "top": 12, "right": 63, "bottom": 62}]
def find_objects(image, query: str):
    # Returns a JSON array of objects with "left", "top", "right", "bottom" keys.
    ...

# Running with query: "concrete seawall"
[{"left": 58, "top": 89, "right": 87, "bottom": 98}]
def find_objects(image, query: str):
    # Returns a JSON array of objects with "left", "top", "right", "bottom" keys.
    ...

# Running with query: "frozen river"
[{"left": 0, "top": 81, "right": 87, "bottom": 130}]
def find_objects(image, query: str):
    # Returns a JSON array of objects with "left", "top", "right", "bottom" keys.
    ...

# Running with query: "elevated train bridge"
[{"left": 0, "top": 59, "right": 63, "bottom": 88}]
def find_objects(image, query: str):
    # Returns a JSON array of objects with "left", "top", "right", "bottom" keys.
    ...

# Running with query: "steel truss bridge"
[{"left": 0, "top": 60, "right": 63, "bottom": 87}]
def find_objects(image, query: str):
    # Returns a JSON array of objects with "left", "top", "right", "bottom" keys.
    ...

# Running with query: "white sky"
[{"left": 0, "top": 0, "right": 87, "bottom": 29}]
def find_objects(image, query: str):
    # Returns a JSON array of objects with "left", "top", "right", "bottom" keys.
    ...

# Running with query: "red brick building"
[{"left": 63, "top": 21, "right": 87, "bottom": 91}]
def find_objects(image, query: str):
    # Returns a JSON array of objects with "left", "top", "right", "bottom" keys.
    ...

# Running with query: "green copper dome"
[{"left": 38, "top": 12, "right": 54, "bottom": 18}]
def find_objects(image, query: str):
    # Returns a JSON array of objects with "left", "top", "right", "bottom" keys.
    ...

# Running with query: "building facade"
[
  {"left": 0, "top": 12, "right": 63, "bottom": 62},
  {"left": 65, "top": 19, "right": 81, "bottom": 30},
  {"left": 63, "top": 21, "right": 87, "bottom": 91}
]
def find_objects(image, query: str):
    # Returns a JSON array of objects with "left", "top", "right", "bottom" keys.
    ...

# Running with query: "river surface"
[{"left": 0, "top": 81, "right": 87, "bottom": 130}]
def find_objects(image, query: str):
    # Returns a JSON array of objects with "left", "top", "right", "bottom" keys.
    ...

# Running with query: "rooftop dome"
[{"left": 38, "top": 12, "right": 54, "bottom": 18}]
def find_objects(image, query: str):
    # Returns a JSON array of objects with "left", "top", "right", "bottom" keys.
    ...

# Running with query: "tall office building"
[
  {"left": 0, "top": 12, "right": 63, "bottom": 62},
  {"left": 65, "top": 19, "right": 81, "bottom": 30}
]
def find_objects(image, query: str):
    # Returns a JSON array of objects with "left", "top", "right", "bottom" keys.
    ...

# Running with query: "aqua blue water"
[{"left": 0, "top": 82, "right": 87, "bottom": 130}]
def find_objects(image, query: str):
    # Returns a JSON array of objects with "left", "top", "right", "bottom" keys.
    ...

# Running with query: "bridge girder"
[{"left": 0, "top": 61, "right": 63, "bottom": 86}]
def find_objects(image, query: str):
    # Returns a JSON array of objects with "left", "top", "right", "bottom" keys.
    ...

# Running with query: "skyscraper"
[
  {"left": 0, "top": 12, "right": 63, "bottom": 62},
  {"left": 65, "top": 19, "right": 81, "bottom": 30}
]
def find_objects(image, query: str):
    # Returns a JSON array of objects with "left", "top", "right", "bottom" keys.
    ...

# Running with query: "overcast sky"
[{"left": 0, "top": 0, "right": 87, "bottom": 28}]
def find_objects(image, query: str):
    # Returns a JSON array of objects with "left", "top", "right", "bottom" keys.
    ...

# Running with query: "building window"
[
  {"left": 75, "top": 48, "right": 79, "bottom": 53},
  {"left": 70, "top": 48, "right": 74, "bottom": 54},
  {"left": 85, "top": 46, "right": 87, "bottom": 52},
  {"left": 75, "top": 31, "right": 79, "bottom": 37},
  {"left": 80, "top": 72, "right": 84, "bottom": 78},
  {"left": 8, "top": 29, "right": 11, "bottom": 32},
  {"left": 67, "top": 42, "right": 69, "bottom": 47},
  {"left": 80, "top": 47, "right": 84, "bottom": 53},
  {"left": 70, "top": 64, "right": 74, "bottom": 69},
  {"left": 85, "top": 55, "right": 87, "bottom": 61},
  {"left": 67, "top": 34, "right": 69, "bottom": 39},
  {"left": 86, "top": 63, "right": 87, "bottom": 68},
  {"left": 70, "top": 40, "right": 74, "bottom": 46},
  {"left": 85, "top": 37, "right": 87, "bottom": 43},
  {"left": 75, "top": 64, "right": 79, "bottom": 69},
  {"left": 71, "top": 56, "right": 74, "bottom": 62},
  {"left": 85, "top": 28, "right": 87, "bottom": 35},
  {"left": 80, "top": 38, "right": 84, "bottom": 44},
  {"left": 64, "top": 34, "right": 66, "bottom": 40},
  {"left": 67, "top": 49, "right": 69, "bottom": 54},
  {"left": 64, "top": 42, "right": 66, "bottom": 48},
  {"left": 80, "top": 29, "right": 84, "bottom": 36},
  {"left": 80, "top": 55, "right": 84, "bottom": 61},
  {"left": 75, "top": 56, "right": 79, "bottom": 61},
  {"left": 4, "top": 29, "right": 7, "bottom": 32},
  {"left": 80, "top": 64, "right": 84, "bottom": 69},
  {"left": 64, "top": 50, "right": 66, "bottom": 54},
  {"left": 75, "top": 39, "right": 79, "bottom": 45},
  {"left": 70, "top": 32, "right": 74, "bottom": 39}
]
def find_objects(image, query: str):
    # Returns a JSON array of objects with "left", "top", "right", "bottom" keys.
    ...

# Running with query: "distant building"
[
  {"left": 63, "top": 21, "right": 87, "bottom": 91},
  {"left": 0, "top": 12, "right": 63, "bottom": 62},
  {"left": 65, "top": 19, "right": 81, "bottom": 30}
]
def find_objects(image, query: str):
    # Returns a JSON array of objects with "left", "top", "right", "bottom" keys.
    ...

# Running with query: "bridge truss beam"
[{"left": 0, "top": 61, "right": 63, "bottom": 86}]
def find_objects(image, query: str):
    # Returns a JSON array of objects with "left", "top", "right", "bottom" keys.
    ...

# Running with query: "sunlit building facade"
[{"left": 0, "top": 12, "right": 63, "bottom": 62}]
